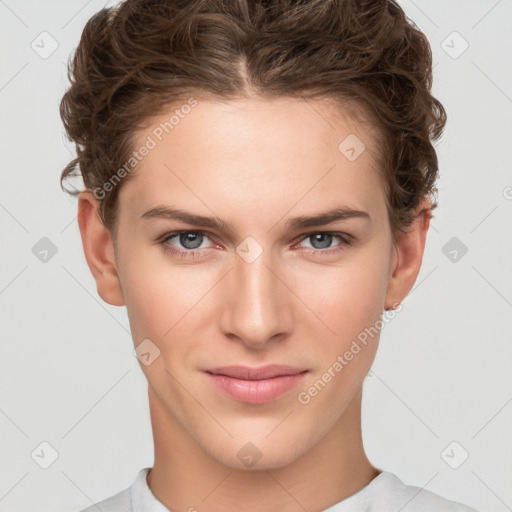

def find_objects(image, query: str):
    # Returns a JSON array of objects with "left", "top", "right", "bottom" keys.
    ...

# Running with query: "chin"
[{"left": 198, "top": 429, "right": 313, "bottom": 471}]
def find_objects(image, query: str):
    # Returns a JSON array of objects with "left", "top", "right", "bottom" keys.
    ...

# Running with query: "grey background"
[{"left": 1, "top": 1, "right": 511, "bottom": 511}]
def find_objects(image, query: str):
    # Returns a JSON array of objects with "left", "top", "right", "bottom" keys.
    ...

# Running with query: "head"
[{"left": 61, "top": 0, "right": 446, "bottom": 470}]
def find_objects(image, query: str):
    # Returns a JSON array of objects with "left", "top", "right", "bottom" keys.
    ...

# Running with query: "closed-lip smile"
[{"left": 204, "top": 365, "right": 309, "bottom": 404}]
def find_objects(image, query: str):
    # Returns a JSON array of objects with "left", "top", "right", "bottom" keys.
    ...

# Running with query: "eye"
[
  {"left": 159, "top": 230, "right": 216, "bottom": 258},
  {"left": 158, "top": 230, "right": 352, "bottom": 259},
  {"left": 165, "top": 231, "right": 209, "bottom": 250},
  {"left": 295, "top": 232, "right": 352, "bottom": 255},
  {"left": 300, "top": 233, "right": 338, "bottom": 249}
]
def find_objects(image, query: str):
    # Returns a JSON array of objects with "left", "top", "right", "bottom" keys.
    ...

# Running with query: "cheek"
[
  {"left": 121, "top": 273, "right": 174, "bottom": 342},
  {"left": 119, "top": 260, "right": 225, "bottom": 386},
  {"left": 296, "top": 264, "right": 386, "bottom": 414},
  {"left": 300, "top": 253, "right": 390, "bottom": 350},
  {"left": 119, "top": 247, "right": 209, "bottom": 339},
  {"left": 120, "top": 232, "right": 391, "bottom": 353}
]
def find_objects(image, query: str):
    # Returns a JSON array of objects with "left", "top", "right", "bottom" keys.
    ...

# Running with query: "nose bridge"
[{"left": 221, "top": 245, "right": 290, "bottom": 347}]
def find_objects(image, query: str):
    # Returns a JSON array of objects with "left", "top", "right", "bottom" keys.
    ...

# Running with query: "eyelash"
[{"left": 158, "top": 230, "right": 352, "bottom": 259}]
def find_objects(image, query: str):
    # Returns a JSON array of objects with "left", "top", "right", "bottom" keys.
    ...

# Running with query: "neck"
[{"left": 146, "top": 386, "right": 379, "bottom": 512}]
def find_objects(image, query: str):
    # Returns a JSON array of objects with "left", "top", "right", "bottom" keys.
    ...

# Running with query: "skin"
[{"left": 77, "top": 96, "right": 431, "bottom": 512}]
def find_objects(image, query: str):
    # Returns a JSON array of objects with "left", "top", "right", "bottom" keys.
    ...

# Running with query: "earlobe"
[
  {"left": 77, "top": 192, "right": 125, "bottom": 307},
  {"left": 384, "top": 198, "right": 432, "bottom": 310}
]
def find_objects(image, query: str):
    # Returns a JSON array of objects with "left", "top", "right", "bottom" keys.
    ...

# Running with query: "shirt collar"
[
  {"left": 130, "top": 466, "right": 389, "bottom": 511},
  {"left": 131, "top": 467, "right": 170, "bottom": 512}
]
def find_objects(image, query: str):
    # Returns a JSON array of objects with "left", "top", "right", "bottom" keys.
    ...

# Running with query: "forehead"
[{"left": 119, "top": 96, "right": 386, "bottom": 224}]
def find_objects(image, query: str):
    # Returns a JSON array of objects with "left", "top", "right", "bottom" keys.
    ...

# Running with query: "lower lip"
[{"left": 205, "top": 372, "right": 308, "bottom": 404}]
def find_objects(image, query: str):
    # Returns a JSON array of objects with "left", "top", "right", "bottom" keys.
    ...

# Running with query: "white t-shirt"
[{"left": 79, "top": 467, "right": 479, "bottom": 512}]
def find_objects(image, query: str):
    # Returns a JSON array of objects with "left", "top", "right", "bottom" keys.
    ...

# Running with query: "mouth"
[{"left": 204, "top": 365, "right": 309, "bottom": 404}]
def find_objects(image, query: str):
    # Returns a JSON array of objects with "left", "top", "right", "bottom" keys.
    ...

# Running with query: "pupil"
[
  {"left": 181, "top": 232, "right": 202, "bottom": 249},
  {"left": 311, "top": 233, "right": 332, "bottom": 249}
]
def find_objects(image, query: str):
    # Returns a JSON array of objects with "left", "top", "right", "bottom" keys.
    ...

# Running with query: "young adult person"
[{"left": 60, "top": 0, "right": 477, "bottom": 510}]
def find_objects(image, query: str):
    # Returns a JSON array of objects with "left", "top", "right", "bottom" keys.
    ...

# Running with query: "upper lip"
[{"left": 205, "top": 365, "right": 308, "bottom": 381}]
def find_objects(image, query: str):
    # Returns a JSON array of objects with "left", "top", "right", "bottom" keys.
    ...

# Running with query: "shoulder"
[
  {"left": 78, "top": 487, "right": 131, "bottom": 512},
  {"left": 76, "top": 467, "right": 155, "bottom": 512},
  {"left": 369, "top": 472, "right": 479, "bottom": 512}
]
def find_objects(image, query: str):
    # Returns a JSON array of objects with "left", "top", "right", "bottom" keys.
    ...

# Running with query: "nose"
[{"left": 219, "top": 248, "right": 293, "bottom": 350}]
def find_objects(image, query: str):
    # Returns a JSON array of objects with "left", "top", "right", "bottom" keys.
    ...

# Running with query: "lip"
[{"left": 204, "top": 365, "right": 308, "bottom": 404}]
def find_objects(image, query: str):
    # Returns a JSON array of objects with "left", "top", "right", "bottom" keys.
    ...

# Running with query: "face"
[{"left": 105, "top": 96, "right": 399, "bottom": 469}]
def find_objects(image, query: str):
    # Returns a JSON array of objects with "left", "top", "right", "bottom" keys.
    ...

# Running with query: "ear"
[
  {"left": 77, "top": 191, "right": 125, "bottom": 306},
  {"left": 384, "top": 197, "right": 432, "bottom": 310}
]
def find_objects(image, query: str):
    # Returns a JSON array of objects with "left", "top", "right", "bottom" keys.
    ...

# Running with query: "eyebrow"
[{"left": 140, "top": 206, "right": 370, "bottom": 232}]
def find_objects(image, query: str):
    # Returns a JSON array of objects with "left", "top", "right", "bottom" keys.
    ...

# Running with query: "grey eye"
[
  {"left": 306, "top": 233, "right": 335, "bottom": 249},
  {"left": 177, "top": 232, "right": 204, "bottom": 249}
]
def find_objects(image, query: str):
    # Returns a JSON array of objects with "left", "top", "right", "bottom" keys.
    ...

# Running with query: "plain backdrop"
[{"left": 1, "top": 1, "right": 511, "bottom": 511}]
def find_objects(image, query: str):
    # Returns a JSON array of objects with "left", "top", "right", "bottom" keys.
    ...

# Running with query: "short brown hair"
[{"left": 60, "top": 0, "right": 447, "bottom": 241}]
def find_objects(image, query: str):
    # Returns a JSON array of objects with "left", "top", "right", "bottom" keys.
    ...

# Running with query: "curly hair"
[{"left": 60, "top": 0, "right": 447, "bottom": 241}]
